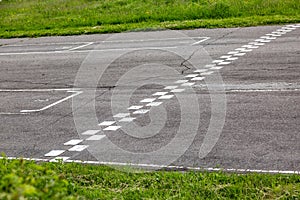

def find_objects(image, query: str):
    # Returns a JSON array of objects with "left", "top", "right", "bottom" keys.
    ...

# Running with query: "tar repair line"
[
  {"left": 21, "top": 24, "right": 300, "bottom": 172},
  {"left": 1, "top": 156, "right": 299, "bottom": 175}
]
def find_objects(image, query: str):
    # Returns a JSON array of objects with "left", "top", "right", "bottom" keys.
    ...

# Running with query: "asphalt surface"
[{"left": 0, "top": 25, "right": 299, "bottom": 172}]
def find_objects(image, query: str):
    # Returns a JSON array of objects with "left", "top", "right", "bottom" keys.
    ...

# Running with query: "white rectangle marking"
[
  {"left": 81, "top": 130, "right": 100, "bottom": 135},
  {"left": 181, "top": 82, "right": 195, "bottom": 86},
  {"left": 119, "top": 117, "right": 136, "bottom": 122},
  {"left": 153, "top": 92, "right": 168, "bottom": 96},
  {"left": 133, "top": 109, "right": 149, "bottom": 114},
  {"left": 128, "top": 105, "right": 143, "bottom": 110},
  {"left": 158, "top": 95, "right": 174, "bottom": 99},
  {"left": 175, "top": 80, "right": 188, "bottom": 83},
  {"left": 171, "top": 89, "right": 185, "bottom": 93},
  {"left": 86, "top": 135, "right": 106, "bottom": 141},
  {"left": 69, "top": 145, "right": 89, "bottom": 152},
  {"left": 98, "top": 121, "right": 116, "bottom": 126},
  {"left": 113, "top": 113, "right": 130, "bottom": 118},
  {"left": 64, "top": 139, "right": 83, "bottom": 146},
  {"left": 140, "top": 98, "right": 156, "bottom": 103},
  {"left": 191, "top": 77, "right": 205, "bottom": 81},
  {"left": 146, "top": 102, "right": 163, "bottom": 107},
  {"left": 103, "top": 126, "right": 121, "bottom": 131},
  {"left": 164, "top": 86, "right": 178, "bottom": 90},
  {"left": 45, "top": 150, "right": 65, "bottom": 157}
]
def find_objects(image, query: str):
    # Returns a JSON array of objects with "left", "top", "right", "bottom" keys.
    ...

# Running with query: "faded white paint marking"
[
  {"left": 228, "top": 51, "right": 239, "bottom": 54},
  {"left": 200, "top": 71, "right": 214, "bottom": 75},
  {"left": 119, "top": 117, "right": 136, "bottom": 122},
  {"left": 103, "top": 126, "right": 121, "bottom": 131},
  {"left": 218, "top": 61, "right": 231, "bottom": 65},
  {"left": 194, "top": 69, "right": 209, "bottom": 73},
  {"left": 226, "top": 57, "right": 238, "bottom": 61},
  {"left": 20, "top": 91, "right": 82, "bottom": 113},
  {"left": 128, "top": 105, "right": 143, "bottom": 110},
  {"left": 68, "top": 42, "right": 94, "bottom": 51},
  {"left": 185, "top": 74, "right": 199, "bottom": 78},
  {"left": 248, "top": 42, "right": 265, "bottom": 46},
  {"left": 152, "top": 91, "right": 168, "bottom": 96},
  {"left": 98, "top": 121, "right": 116, "bottom": 126},
  {"left": 175, "top": 80, "right": 189, "bottom": 83},
  {"left": 181, "top": 82, "right": 195, "bottom": 87},
  {"left": 81, "top": 130, "right": 100, "bottom": 135},
  {"left": 113, "top": 113, "right": 130, "bottom": 118},
  {"left": 158, "top": 95, "right": 174, "bottom": 99},
  {"left": 191, "top": 37, "right": 210, "bottom": 45},
  {"left": 133, "top": 109, "right": 149, "bottom": 114},
  {"left": 64, "top": 139, "right": 83, "bottom": 146},
  {"left": 146, "top": 102, "right": 163, "bottom": 107},
  {"left": 234, "top": 53, "right": 246, "bottom": 56},
  {"left": 255, "top": 39, "right": 271, "bottom": 43},
  {"left": 261, "top": 36, "right": 276, "bottom": 40},
  {"left": 212, "top": 60, "right": 224, "bottom": 63},
  {"left": 191, "top": 77, "right": 205, "bottom": 81},
  {"left": 86, "top": 135, "right": 106, "bottom": 141},
  {"left": 210, "top": 66, "right": 223, "bottom": 70},
  {"left": 164, "top": 86, "right": 178, "bottom": 90},
  {"left": 171, "top": 88, "right": 185, "bottom": 93},
  {"left": 69, "top": 145, "right": 89, "bottom": 152},
  {"left": 45, "top": 150, "right": 65, "bottom": 157},
  {"left": 140, "top": 98, "right": 156, "bottom": 103},
  {"left": 220, "top": 55, "right": 232, "bottom": 59}
]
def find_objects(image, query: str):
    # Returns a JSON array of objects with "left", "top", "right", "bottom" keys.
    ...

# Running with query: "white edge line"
[
  {"left": 0, "top": 157, "right": 299, "bottom": 174},
  {"left": 20, "top": 91, "right": 82, "bottom": 113}
]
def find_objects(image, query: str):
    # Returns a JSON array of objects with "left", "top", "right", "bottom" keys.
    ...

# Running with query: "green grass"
[
  {"left": 0, "top": 0, "right": 299, "bottom": 38},
  {"left": 0, "top": 158, "right": 300, "bottom": 199}
]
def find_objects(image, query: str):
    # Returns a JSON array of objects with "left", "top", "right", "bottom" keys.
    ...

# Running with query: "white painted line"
[
  {"left": 98, "top": 121, "right": 116, "bottom": 126},
  {"left": 69, "top": 145, "right": 89, "bottom": 152},
  {"left": 240, "top": 49, "right": 253, "bottom": 52},
  {"left": 265, "top": 34, "right": 281, "bottom": 37},
  {"left": 81, "top": 130, "right": 100, "bottom": 135},
  {"left": 164, "top": 86, "right": 178, "bottom": 90},
  {"left": 64, "top": 139, "right": 83, "bottom": 146},
  {"left": 181, "top": 82, "right": 195, "bottom": 87},
  {"left": 133, "top": 109, "right": 149, "bottom": 114},
  {"left": 185, "top": 74, "right": 199, "bottom": 78},
  {"left": 140, "top": 98, "right": 156, "bottom": 103},
  {"left": 234, "top": 53, "right": 246, "bottom": 56},
  {"left": 226, "top": 57, "right": 238, "bottom": 61},
  {"left": 204, "top": 64, "right": 216, "bottom": 68},
  {"left": 2, "top": 157, "right": 299, "bottom": 175},
  {"left": 20, "top": 91, "right": 82, "bottom": 113},
  {"left": 283, "top": 27, "right": 296, "bottom": 30},
  {"left": 158, "top": 95, "right": 174, "bottom": 99},
  {"left": 113, "top": 113, "right": 130, "bottom": 118},
  {"left": 220, "top": 55, "right": 232, "bottom": 59},
  {"left": 272, "top": 31, "right": 286, "bottom": 35},
  {"left": 175, "top": 80, "right": 189, "bottom": 84},
  {"left": 146, "top": 102, "right": 163, "bottom": 107},
  {"left": 50, "top": 156, "right": 70, "bottom": 162},
  {"left": 191, "top": 77, "right": 205, "bottom": 81},
  {"left": 248, "top": 42, "right": 265, "bottom": 46},
  {"left": 67, "top": 42, "right": 94, "bottom": 51},
  {"left": 119, "top": 117, "right": 136, "bottom": 122},
  {"left": 45, "top": 150, "right": 65, "bottom": 157},
  {"left": 260, "top": 36, "right": 276, "bottom": 40},
  {"left": 62, "top": 159, "right": 300, "bottom": 175},
  {"left": 218, "top": 61, "right": 231, "bottom": 65},
  {"left": 255, "top": 39, "right": 271, "bottom": 43},
  {"left": 86, "top": 135, "right": 106, "bottom": 141},
  {"left": 152, "top": 91, "right": 168, "bottom": 96},
  {"left": 200, "top": 71, "right": 214, "bottom": 75},
  {"left": 194, "top": 69, "right": 208, "bottom": 73},
  {"left": 103, "top": 126, "right": 121, "bottom": 131},
  {"left": 212, "top": 60, "right": 224, "bottom": 63},
  {"left": 210, "top": 66, "right": 223, "bottom": 70},
  {"left": 228, "top": 51, "right": 239, "bottom": 54},
  {"left": 191, "top": 37, "right": 210, "bottom": 45},
  {"left": 171, "top": 88, "right": 185, "bottom": 93},
  {"left": 0, "top": 88, "right": 80, "bottom": 92},
  {"left": 128, "top": 105, "right": 143, "bottom": 110}
]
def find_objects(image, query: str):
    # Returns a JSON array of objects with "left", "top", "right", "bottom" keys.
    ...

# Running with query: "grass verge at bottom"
[
  {"left": 1, "top": 15, "right": 299, "bottom": 38},
  {"left": 0, "top": 158, "right": 299, "bottom": 199}
]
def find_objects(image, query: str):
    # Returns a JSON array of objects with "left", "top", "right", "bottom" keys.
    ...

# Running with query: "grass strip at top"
[
  {"left": 0, "top": 0, "right": 299, "bottom": 38},
  {"left": 0, "top": 158, "right": 299, "bottom": 199}
]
